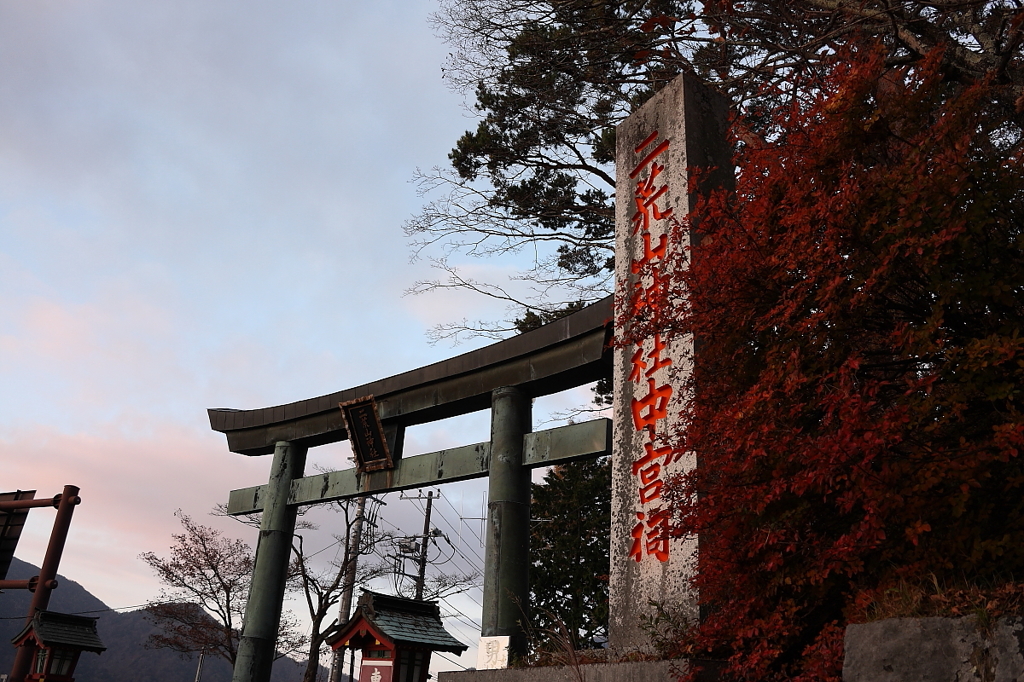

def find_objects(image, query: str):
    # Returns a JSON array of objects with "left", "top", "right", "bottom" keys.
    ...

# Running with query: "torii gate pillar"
[
  {"left": 232, "top": 440, "right": 306, "bottom": 682},
  {"left": 481, "top": 386, "right": 532, "bottom": 659}
]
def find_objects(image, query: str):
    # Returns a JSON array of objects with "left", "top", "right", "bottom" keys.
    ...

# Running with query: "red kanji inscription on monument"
[{"left": 625, "top": 130, "right": 675, "bottom": 563}]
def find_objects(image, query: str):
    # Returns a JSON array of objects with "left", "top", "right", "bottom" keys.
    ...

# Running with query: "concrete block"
[{"left": 438, "top": 659, "right": 703, "bottom": 682}]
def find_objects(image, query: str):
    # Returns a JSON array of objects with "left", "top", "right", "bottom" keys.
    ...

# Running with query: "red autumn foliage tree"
[{"left": 630, "top": 46, "right": 1024, "bottom": 680}]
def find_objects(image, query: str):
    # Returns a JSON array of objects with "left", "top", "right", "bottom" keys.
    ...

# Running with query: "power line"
[
  {"left": 438, "top": 492, "right": 488, "bottom": 558},
  {"left": 454, "top": 586, "right": 484, "bottom": 610},
  {"left": 439, "top": 614, "right": 480, "bottom": 637},
  {"left": 406, "top": 493, "right": 486, "bottom": 577},
  {"left": 439, "top": 596, "right": 482, "bottom": 627},
  {"left": 440, "top": 606, "right": 479, "bottom": 630},
  {"left": 376, "top": 509, "right": 477, "bottom": 576},
  {"left": 436, "top": 617, "right": 477, "bottom": 644},
  {"left": 374, "top": 504, "right": 485, "bottom": 623},
  {"left": 434, "top": 651, "right": 469, "bottom": 670},
  {"left": 0, "top": 600, "right": 163, "bottom": 619},
  {"left": 298, "top": 533, "right": 346, "bottom": 561},
  {"left": 432, "top": 496, "right": 487, "bottom": 567}
]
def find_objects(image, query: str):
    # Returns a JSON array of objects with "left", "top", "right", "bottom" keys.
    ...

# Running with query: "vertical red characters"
[{"left": 626, "top": 131, "right": 678, "bottom": 564}]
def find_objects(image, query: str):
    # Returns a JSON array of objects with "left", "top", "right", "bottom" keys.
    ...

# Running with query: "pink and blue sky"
[{"left": 0, "top": 0, "right": 600, "bottom": 671}]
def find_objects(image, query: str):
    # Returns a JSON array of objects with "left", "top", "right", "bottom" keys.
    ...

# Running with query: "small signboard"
[
  {"left": 339, "top": 396, "right": 393, "bottom": 473},
  {"left": 476, "top": 636, "right": 509, "bottom": 670},
  {"left": 358, "top": 661, "right": 392, "bottom": 682}
]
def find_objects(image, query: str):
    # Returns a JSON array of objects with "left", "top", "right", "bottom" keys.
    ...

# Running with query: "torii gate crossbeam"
[{"left": 225, "top": 418, "right": 612, "bottom": 514}]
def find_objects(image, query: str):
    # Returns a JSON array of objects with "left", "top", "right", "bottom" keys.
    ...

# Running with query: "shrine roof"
[
  {"left": 329, "top": 591, "right": 468, "bottom": 655},
  {"left": 12, "top": 610, "right": 106, "bottom": 653}
]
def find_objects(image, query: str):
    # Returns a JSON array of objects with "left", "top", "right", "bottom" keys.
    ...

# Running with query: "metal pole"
[
  {"left": 194, "top": 648, "right": 206, "bottom": 682},
  {"left": 415, "top": 492, "right": 434, "bottom": 600},
  {"left": 0, "top": 496, "right": 61, "bottom": 512},
  {"left": 329, "top": 495, "right": 366, "bottom": 682},
  {"left": 232, "top": 441, "right": 306, "bottom": 682},
  {"left": 9, "top": 485, "right": 80, "bottom": 682},
  {"left": 481, "top": 386, "right": 531, "bottom": 658},
  {"left": 328, "top": 650, "right": 339, "bottom": 682}
]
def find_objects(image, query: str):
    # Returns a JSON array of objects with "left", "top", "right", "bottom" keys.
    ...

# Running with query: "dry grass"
[{"left": 851, "top": 577, "right": 1024, "bottom": 631}]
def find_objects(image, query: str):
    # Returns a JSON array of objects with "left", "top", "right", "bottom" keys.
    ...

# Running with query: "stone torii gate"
[
  {"left": 212, "top": 72, "right": 729, "bottom": 682},
  {"left": 212, "top": 300, "right": 615, "bottom": 682}
]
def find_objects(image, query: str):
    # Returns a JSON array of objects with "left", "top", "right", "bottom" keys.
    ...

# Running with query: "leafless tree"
[
  {"left": 140, "top": 510, "right": 306, "bottom": 665},
  {"left": 408, "top": 0, "right": 1023, "bottom": 339},
  {"left": 290, "top": 499, "right": 392, "bottom": 682}
]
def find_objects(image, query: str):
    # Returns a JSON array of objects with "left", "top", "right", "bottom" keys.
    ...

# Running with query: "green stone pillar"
[
  {"left": 482, "top": 386, "right": 532, "bottom": 658},
  {"left": 232, "top": 440, "right": 305, "bottom": 682}
]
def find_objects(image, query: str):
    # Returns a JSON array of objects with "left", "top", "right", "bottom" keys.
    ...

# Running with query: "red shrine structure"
[
  {"left": 11, "top": 610, "right": 105, "bottom": 681},
  {"left": 327, "top": 591, "right": 468, "bottom": 682}
]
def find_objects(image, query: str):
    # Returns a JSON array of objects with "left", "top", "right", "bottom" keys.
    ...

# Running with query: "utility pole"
[
  {"left": 415, "top": 492, "right": 434, "bottom": 600},
  {"left": 329, "top": 495, "right": 367, "bottom": 682},
  {"left": 193, "top": 648, "right": 205, "bottom": 682},
  {"left": 338, "top": 496, "right": 367, "bottom": 628}
]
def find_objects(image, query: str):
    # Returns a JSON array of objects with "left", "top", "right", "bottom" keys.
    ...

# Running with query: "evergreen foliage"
[
  {"left": 411, "top": 0, "right": 1024, "bottom": 336},
  {"left": 415, "top": 2, "right": 1024, "bottom": 676},
  {"left": 529, "top": 458, "right": 612, "bottom": 651}
]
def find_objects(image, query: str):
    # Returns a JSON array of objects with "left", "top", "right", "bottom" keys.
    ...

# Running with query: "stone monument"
[{"left": 610, "top": 73, "right": 731, "bottom": 651}]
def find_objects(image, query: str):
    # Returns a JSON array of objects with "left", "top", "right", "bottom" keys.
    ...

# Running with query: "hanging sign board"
[{"left": 339, "top": 396, "right": 393, "bottom": 473}]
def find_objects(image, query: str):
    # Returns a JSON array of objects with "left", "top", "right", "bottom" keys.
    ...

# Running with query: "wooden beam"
[{"left": 225, "top": 419, "right": 612, "bottom": 515}]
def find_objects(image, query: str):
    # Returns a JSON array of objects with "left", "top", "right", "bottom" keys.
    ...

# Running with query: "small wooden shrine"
[
  {"left": 11, "top": 610, "right": 105, "bottom": 681},
  {"left": 327, "top": 591, "right": 468, "bottom": 682}
]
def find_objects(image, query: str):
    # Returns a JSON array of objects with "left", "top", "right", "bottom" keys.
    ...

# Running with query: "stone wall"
[
  {"left": 844, "top": 617, "right": 1024, "bottom": 681},
  {"left": 439, "top": 659, "right": 722, "bottom": 682},
  {"left": 444, "top": 615, "right": 1024, "bottom": 681}
]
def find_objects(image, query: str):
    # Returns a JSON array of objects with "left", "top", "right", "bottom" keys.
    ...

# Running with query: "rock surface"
[{"left": 844, "top": 616, "right": 1024, "bottom": 682}]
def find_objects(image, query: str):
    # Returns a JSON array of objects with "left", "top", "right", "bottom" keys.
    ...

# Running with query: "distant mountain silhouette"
[{"left": 0, "top": 556, "right": 332, "bottom": 681}]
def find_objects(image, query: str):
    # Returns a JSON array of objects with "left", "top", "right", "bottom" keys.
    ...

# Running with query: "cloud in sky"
[
  {"left": 0, "top": 0, "right": 525, "bottom": 669},
  {"left": 1, "top": 421, "right": 268, "bottom": 605},
  {"left": 0, "top": 1, "right": 608, "bottom": 673},
  {"left": 0, "top": 0, "right": 492, "bottom": 432}
]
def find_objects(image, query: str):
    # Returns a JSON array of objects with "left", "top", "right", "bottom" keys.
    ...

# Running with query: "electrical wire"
[
  {"left": 408, "top": 494, "right": 485, "bottom": 578},
  {"left": 298, "top": 533, "right": 346, "bottom": 561},
  {"left": 434, "top": 651, "right": 469, "bottom": 670},
  {"left": 443, "top": 596, "right": 483, "bottom": 625},
  {"left": 369, "top": 497, "right": 487, "bottom": 634},
  {"left": 0, "top": 600, "right": 173, "bottom": 619},
  {"left": 432, "top": 496, "right": 487, "bottom": 567},
  {"left": 421, "top": 503, "right": 479, "bottom": 570},
  {"left": 439, "top": 614, "right": 480, "bottom": 636},
  {"left": 437, "top": 617, "right": 477, "bottom": 643},
  {"left": 412, "top": 490, "right": 487, "bottom": 568},
  {"left": 438, "top": 493, "right": 488, "bottom": 561},
  {"left": 439, "top": 603, "right": 482, "bottom": 630}
]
